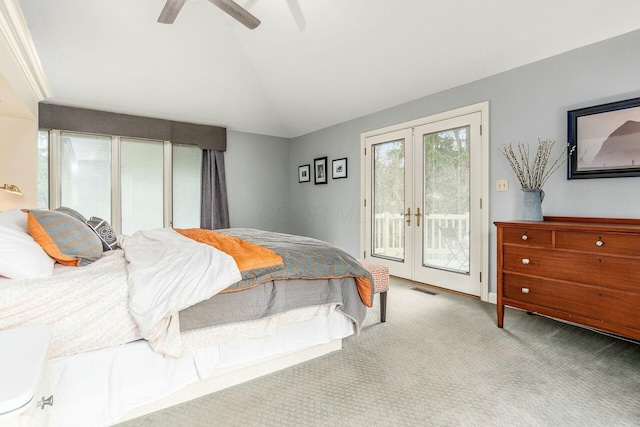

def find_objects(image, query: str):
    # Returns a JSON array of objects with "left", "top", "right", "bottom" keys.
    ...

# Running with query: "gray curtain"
[{"left": 200, "top": 150, "right": 230, "bottom": 229}]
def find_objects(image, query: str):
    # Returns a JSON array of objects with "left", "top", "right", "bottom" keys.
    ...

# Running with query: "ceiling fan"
[{"left": 158, "top": 0, "right": 261, "bottom": 30}]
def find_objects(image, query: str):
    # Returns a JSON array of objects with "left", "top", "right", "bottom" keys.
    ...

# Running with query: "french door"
[{"left": 363, "top": 108, "right": 485, "bottom": 297}]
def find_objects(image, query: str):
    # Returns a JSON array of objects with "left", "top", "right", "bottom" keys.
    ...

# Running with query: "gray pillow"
[
  {"left": 86, "top": 217, "right": 119, "bottom": 251},
  {"left": 55, "top": 206, "right": 88, "bottom": 223}
]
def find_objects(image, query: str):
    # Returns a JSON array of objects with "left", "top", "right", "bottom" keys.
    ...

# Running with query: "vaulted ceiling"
[{"left": 17, "top": 0, "right": 640, "bottom": 138}]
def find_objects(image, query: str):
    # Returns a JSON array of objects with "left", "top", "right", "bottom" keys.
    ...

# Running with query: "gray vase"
[{"left": 521, "top": 188, "right": 544, "bottom": 221}]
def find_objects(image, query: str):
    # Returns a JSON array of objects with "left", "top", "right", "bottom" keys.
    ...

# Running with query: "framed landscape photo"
[
  {"left": 314, "top": 157, "right": 328, "bottom": 185},
  {"left": 568, "top": 97, "right": 640, "bottom": 179},
  {"left": 298, "top": 164, "right": 310, "bottom": 183},
  {"left": 332, "top": 158, "right": 348, "bottom": 179}
]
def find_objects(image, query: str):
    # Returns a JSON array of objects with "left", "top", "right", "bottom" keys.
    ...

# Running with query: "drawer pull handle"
[
  {"left": 595, "top": 240, "right": 603, "bottom": 247},
  {"left": 38, "top": 395, "right": 53, "bottom": 409},
  {"left": 521, "top": 288, "right": 530, "bottom": 294},
  {"left": 521, "top": 258, "right": 530, "bottom": 265},
  {"left": 521, "top": 235, "right": 528, "bottom": 241}
]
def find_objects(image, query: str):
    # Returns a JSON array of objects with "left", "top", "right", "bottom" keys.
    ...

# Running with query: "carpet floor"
[{"left": 117, "top": 278, "right": 640, "bottom": 427}]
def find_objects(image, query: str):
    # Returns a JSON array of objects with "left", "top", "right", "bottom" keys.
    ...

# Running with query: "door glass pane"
[
  {"left": 121, "top": 138, "right": 163, "bottom": 235},
  {"left": 60, "top": 132, "right": 111, "bottom": 221},
  {"left": 372, "top": 140, "right": 405, "bottom": 261},
  {"left": 173, "top": 144, "right": 202, "bottom": 228},
  {"left": 423, "top": 126, "right": 470, "bottom": 274}
]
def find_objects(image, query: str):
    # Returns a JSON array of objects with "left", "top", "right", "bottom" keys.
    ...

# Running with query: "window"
[
  {"left": 37, "top": 130, "right": 49, "bottom": 209},
  {"left": 60, "top": 132, "right": 112, "bottom": 222},
  {"left": 121, "top": 138, "right": 164, "bottom": 235},
  {"left": 173, "top": 144, "right": 202, "bottom": 228},
  {"left": 39, "top": 130, "right": 202, "bottom": 234}
]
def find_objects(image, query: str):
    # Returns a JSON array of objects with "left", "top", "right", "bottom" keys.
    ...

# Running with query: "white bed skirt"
[{"left": 46, "top": 305, "right": 355, "bottom": 427}]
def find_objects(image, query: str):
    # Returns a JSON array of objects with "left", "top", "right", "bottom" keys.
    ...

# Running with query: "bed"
[{"left": 0, "top": 208, "right": 373, "bottom": 426}]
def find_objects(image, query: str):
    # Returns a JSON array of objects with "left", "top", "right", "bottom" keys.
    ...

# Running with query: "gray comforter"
[
  {"left": 179, "top": 228, "right": 372, "bottom": 334},
  {"left": 180, "top": 277, "right": 366, "bottom": 332}
]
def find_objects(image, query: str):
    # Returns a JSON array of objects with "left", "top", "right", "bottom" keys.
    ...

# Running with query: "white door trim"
[{"left": 360, "top": 101, "right": 490, "bottom": 302}]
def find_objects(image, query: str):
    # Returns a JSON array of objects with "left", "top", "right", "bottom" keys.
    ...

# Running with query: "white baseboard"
[{"left": 488, "top": 292, "right": 497, "bottom": 304}]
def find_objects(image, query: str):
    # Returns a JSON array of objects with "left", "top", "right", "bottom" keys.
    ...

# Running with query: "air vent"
[{"left": 412, "top": 287, "right": 437, "bottom": 296}]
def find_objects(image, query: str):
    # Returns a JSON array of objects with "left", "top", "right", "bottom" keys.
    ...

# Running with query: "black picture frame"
[
  {"left": 314, "top": 157, "right": 328, "bottom": 185},
  {"left": 568, "top": 96, "right": 640, "bottom": 179},
  {"left": 332, "top": 158, "right": 348, "bottom": 179},
  {"left": 298, "top": 164, "right": 310, "bottom": 183}
]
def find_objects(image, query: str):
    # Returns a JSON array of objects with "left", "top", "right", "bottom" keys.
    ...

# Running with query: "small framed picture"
[
  {"left": 298, "top": 164, "right": 310, "bottom": 183},
  {"left": 314, "top": 157, "right": 328, "bottom": 185},
  {"left": 332, "top": 158, "right": 348, "bottom": 179}
]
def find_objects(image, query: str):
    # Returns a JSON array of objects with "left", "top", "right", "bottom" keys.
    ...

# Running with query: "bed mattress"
[{"left": 0, "top": 250, "right": 140, "bottom": 359}]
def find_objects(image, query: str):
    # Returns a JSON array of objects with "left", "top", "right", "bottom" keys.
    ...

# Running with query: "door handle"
[
  {"left": 404, "top": 207, "right": 411, "bottom": 226},
  {"left": 415, "top": 207, "right": 421, "bottom": 227}
]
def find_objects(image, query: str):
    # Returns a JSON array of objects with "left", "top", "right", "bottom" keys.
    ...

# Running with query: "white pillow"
[
  {"left": 0, "top": 207, "right": 28, "bottom": 232},
  {"left": 0, "top": 226, "right": 55, "bottom": 280}
]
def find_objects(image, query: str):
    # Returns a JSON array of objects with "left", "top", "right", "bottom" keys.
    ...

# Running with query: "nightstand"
[{"left": 0, "top": 325, "right": 52, "bottom": 427}]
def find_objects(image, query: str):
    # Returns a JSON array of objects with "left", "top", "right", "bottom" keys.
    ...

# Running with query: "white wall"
[
  {"left": 290, "top": 29, "right": 640, "bottom": 294},
  {"left": 0, "top": 29, "right": 39, "bottom": 211},
  {"left": 0, "top": 116, "right": 38, "bottom": 210},
  {"left": 225, "top": 130, "right": 292, "bottom": 234}
]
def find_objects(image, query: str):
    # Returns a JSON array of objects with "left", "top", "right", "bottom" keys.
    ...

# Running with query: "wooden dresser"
[{"left": 495, "top": 216, "right": 640, "bottom": 340}]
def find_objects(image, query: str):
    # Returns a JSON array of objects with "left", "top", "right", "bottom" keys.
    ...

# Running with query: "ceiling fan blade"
[
  {"left": 286, "top": 0, "right": 306, "bottom": 31},
  {"left": 158, "top": 0, "right": 187, "bottom": 24},
  {"left": 208, "top": 0, "right": 261, "bottom": 30}
]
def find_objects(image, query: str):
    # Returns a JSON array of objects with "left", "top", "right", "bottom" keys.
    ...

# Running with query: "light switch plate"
[{"left": 496, "top": 179, "right": 509, "bottom": 192}]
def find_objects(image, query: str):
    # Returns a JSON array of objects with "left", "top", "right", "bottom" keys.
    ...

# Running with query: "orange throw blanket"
[{"left": 175, "top": 228, "right": 284, "bottom": 273}]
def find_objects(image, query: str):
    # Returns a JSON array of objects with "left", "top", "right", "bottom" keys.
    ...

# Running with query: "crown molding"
[{"left": 0, "top": 0, "right": 52, "bottom": 101}]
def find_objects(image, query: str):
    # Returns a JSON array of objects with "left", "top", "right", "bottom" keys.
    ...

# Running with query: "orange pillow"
[{"left": 22, "top": 209, "right": 103, "bottom": 266}]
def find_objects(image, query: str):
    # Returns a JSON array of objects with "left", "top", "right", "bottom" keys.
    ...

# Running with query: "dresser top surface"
[{"left": 494, "top": 216, "right": 640, "bottom": 233}]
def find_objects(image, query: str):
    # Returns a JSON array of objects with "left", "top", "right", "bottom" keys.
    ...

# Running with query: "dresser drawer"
[
  {"left": 503, "top": 245, "right": 640, "bottom": 293},
  {"left": 23, "top": 366, "right": 52, "bottom": 427},
  {"left": 503, "top": 273, "right": 640, "bottom": 331},
  {"left": 504, "top": 274, "right": 592, "bottom": 318},
  {"left": 501, "top": 227, "right": 552, "bottom": 247},
  {"left": 555, "top": 231, "right": 640, "bottom": 257}
]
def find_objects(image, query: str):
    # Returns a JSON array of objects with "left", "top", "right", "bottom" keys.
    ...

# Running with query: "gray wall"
[
  {"left": 289, "top": 29, "right": 640, "bottom": 294},
  {"left": 289, "top": 124, "right": 363, "bottom": 249},
  {"left": 226, "top": 130, "right": 292, "bottom": 234}
]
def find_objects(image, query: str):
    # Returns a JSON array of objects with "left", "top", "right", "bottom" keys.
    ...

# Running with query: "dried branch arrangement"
[{"left": 499, "top": 139, "right": 573, "bottom": 189}]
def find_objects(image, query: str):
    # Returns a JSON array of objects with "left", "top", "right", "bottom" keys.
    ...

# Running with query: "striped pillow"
[
  {"left": 22, "top": 209, "right": 103, "bottom": 267},
  {"left": 54, "top": 206, "right": 88, "bottom": 223}
]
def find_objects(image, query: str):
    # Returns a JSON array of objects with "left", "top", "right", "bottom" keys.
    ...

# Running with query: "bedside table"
[{"left": 0, "top": 325, "right": 52, "bottom": 427}]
